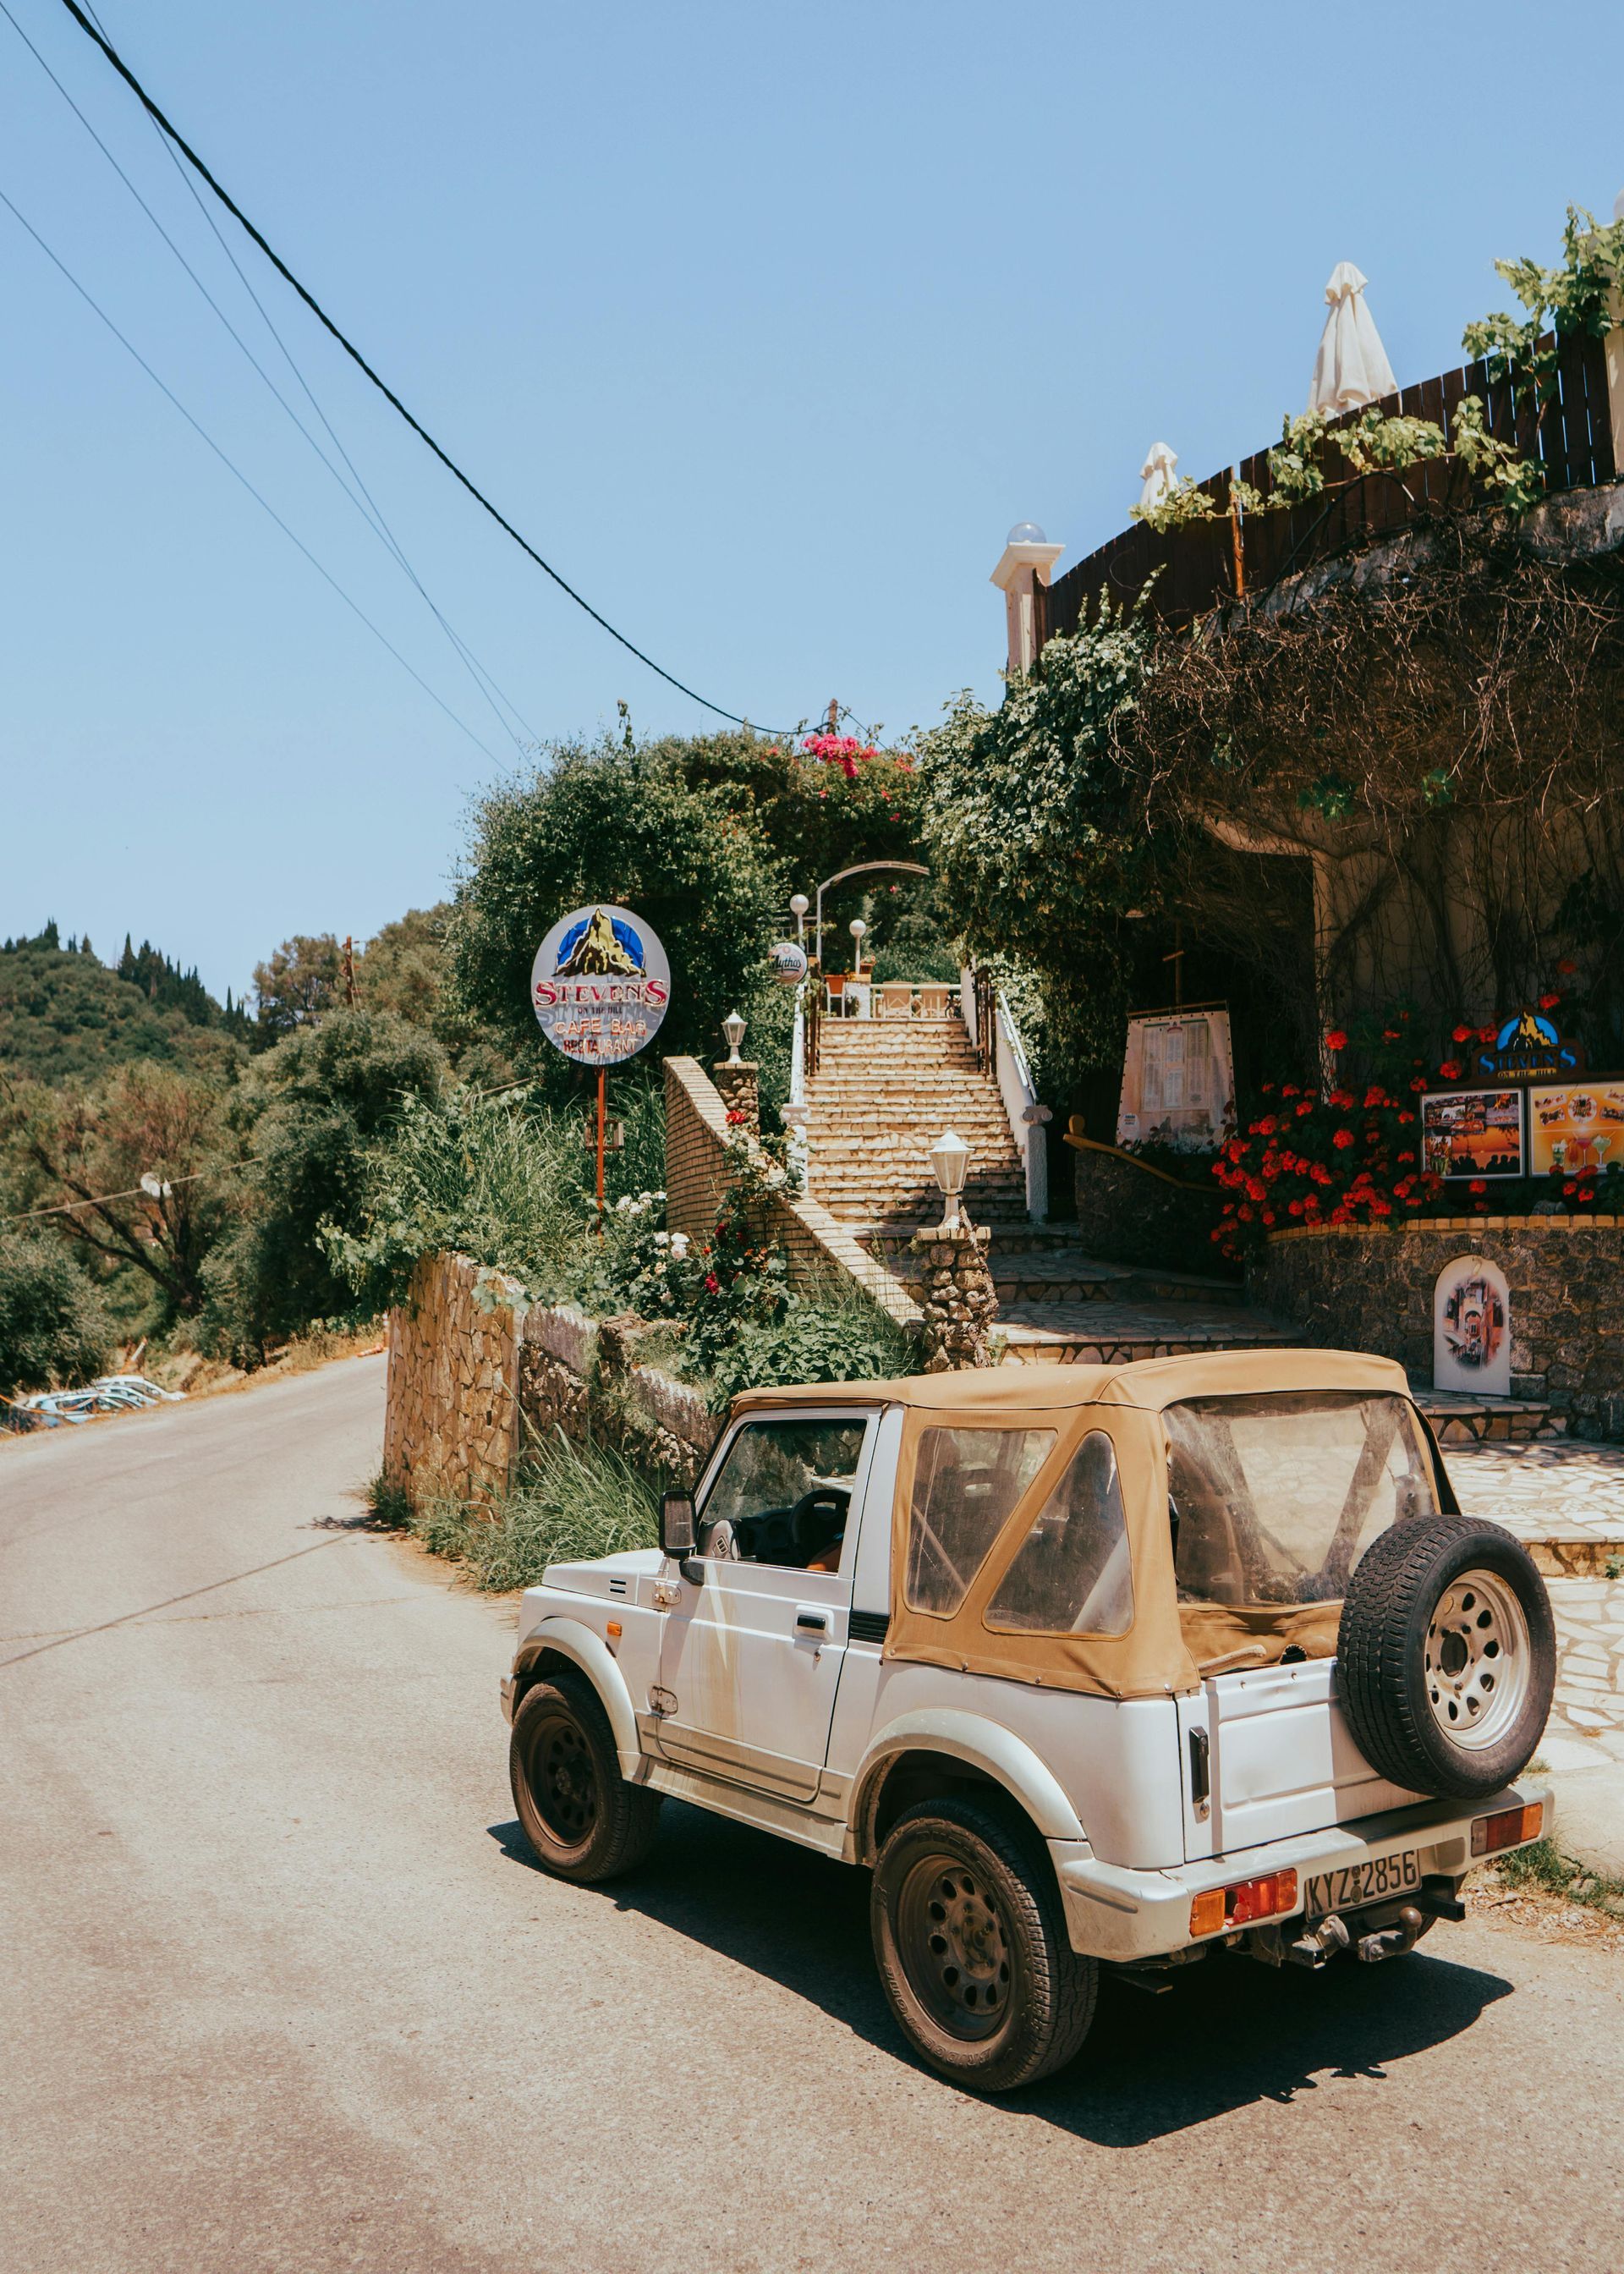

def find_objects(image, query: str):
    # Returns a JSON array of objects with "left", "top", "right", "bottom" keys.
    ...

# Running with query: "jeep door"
[{"left": 653, "top": 1409, "right": 876, "bottom": 1805}]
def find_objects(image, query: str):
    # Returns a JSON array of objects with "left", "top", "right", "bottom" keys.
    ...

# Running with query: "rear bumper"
[{"left": 1051, "top": 1780, "right": 1552, "bottom": 1963}]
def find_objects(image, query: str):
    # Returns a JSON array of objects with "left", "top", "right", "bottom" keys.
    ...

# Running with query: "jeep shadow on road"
[{"left": 486, "top": 1802, "right": 1514, "bottom": 2144}]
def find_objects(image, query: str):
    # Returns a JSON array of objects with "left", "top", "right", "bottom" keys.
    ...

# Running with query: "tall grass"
[{"left": 406, "top": 1430, "right": 661, "bottom": 1593}]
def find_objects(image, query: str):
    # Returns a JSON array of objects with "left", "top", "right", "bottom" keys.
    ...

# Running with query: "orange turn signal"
[
  {"left": 1471, "top": 1802, "right": 1542, "bottom": 1857},
  {"left": 606, "top": 1620, "right": 623, "bottom": 1640},
  {"left": 1189, "top": 1868, "right": 1299, "bottom": 1939}
]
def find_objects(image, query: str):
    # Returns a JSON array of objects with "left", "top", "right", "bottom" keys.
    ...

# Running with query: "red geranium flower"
[
  {"left": 1438, "top": 1061, "right": 1462, "bottom": 1081},
  {"left": 1539, "top": 992, "right": 1561, "bottom": 1012},
  {"left": 1325, "top": 1030, "right": 1347, "bottom": 1052},
  {"left": 1558, "top": 958, "right": 1577, "bottom": 976},
  {"left": 1468, "top": 1178, "right": 1487, "bottom": 1195},
  {"left": 1332, "top": 1129, "right": 1355, "bottom": 1150},
  {"left": 1451, "top": 1024, "right": 1473, "bottom": 1043},
  {"left": 705, "top": 1273, "right": 721, "bottom": 1294}
]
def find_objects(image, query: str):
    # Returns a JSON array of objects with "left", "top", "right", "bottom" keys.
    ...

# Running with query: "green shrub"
[
  {"left": 703, "top": 1274, "right": 914, "bottom": 1407},
  {"left": 0, "top": 1230, "right": 113, "bottom": 1394},
  {"left": 364, "top": 1470, "right": 413, "bottom": 1530},
  {"left": 408, "top": 1431, "right": 661, "bottom": 1592}
]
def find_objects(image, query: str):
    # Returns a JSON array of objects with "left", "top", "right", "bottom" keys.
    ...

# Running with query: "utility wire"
[
  {"left": 0, "top": 179, "right": 504, "bottom": 763},
  {"left": 57, "top": 0, "right": 783, "bottom": 734},
  {"left": 3, "top": 0, "right": 535, "bottom": 755},
  {"left": 1, "top": 1155, "right": 262, "bottom": 1224}
]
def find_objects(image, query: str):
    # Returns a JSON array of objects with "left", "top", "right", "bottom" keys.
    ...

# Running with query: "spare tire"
[{"left": 1337, "top": 1513, "right": 1555, "bottom": 1801}]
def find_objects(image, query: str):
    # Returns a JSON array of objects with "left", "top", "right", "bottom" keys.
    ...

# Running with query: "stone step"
[
  {"left": 998, "top": 1299, "right": 1295, "bottom": 1366},
  {"left": 1411, "top": 1386, "right": 1565, "bottom": 1446}
]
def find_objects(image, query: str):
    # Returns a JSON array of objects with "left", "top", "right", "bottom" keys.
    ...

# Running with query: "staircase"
[{"left": 804, "top": 1013, "right": 1028, "bottom": 1228}]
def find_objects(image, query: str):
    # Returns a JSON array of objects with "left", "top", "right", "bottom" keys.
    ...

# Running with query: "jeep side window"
[
  {"left": 904, "top": 1426, "right": 1056, "bottom": 1616},
  {"left": 700, "top": 1418, "right": 869, "bottom": 1571},
  {"left": 985, "top": 1430, "right": 1133, "bottom": 1635}
]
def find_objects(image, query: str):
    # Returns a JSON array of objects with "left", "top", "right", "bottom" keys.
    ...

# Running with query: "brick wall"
[{"left": 663, "top": 1055, "right": 922, "bottom": 1331}]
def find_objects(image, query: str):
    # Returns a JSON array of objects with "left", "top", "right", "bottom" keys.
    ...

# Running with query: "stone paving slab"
[{"left": 1446, "top": 1436, "right": 1624, "bottom": 1555}]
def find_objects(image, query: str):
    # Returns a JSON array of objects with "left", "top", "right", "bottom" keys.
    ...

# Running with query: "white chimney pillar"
[{"left": 990, "top": 522, "right": 1066, "bottom": 677}]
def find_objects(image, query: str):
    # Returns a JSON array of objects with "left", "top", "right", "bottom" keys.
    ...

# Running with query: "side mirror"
[{"left": 660, "top": 1491, "right": 696, "bottom": 1558}]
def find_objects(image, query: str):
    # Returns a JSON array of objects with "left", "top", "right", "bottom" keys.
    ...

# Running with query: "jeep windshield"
[{"left": 1164, "top": 1390, "right": 1440, "bottom": 1608}]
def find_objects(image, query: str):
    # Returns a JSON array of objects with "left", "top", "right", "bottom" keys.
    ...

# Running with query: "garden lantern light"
[
  {"left": 849, "top": 917, "right": 867, "bottom": 976},
  {"left": 789, "top": 893, "right": 809, "bottom": 942},
  {"left": 930, "top": 1129, "right": 970, "bottom": 1227},
  {"left": 721, "top": 1009, "right": 746, "bottom": 1064}
]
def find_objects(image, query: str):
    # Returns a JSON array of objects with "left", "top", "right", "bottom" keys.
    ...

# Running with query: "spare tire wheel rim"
[
  {"left": 1425, "top": 1568, "right": 1529, "bottom": 1750},
  {"left": 897, "top": 1854, "right": 1012, "bottom": 2041}
]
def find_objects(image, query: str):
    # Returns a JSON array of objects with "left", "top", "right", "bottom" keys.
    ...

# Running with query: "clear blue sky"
[{"left": 3, "top": 0, "right": 1620, "bottom": 1000}]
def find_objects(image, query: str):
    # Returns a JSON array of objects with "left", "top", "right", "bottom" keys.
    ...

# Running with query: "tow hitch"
[{"left": 1353, "top": 1903, "right": 1428, "bottom": 1963}]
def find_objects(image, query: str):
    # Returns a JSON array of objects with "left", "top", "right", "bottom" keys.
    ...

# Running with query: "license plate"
[{"left": 1305, "top": 1849, "right": 1422, "bottom": 1917}]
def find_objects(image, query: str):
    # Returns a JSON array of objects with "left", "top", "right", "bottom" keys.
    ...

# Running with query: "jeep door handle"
[{"left": 794, "top": 1607, "right": 831, "bottom": 1635}]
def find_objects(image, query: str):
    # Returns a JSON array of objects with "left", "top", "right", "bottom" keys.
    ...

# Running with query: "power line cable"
[
  {"left": 0, "top": 177, "right": 505, "bottom": 763},
  {"left": 56, "top": 0, "right": 785, "bottom": 734},
  {"left": 2, "top": 1155, "right": 263, "bottom": 1223},
  {"left": 3, "top": 0, "right": 535, "bottom": 755}
]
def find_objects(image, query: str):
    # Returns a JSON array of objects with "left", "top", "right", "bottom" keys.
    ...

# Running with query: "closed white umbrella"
[
  {"left": 1138, "top": 440, "right": 1180, "bottom": 514},
  {"left": 1308, "top": 261, "right": 1397, "bottom": 414}
]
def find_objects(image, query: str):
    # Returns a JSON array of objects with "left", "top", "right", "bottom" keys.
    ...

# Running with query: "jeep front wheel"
[
  {"left": 509, "top": 1673, "right": 661, "bottom": 1884},
  {"left": 870, "top": 1797, "right": 1097, "bottom": 2093}
]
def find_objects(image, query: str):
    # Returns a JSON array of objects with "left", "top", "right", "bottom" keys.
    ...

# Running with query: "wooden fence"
[{"left": 1044, "top": 329, "right": 1617, "bottom": 642}]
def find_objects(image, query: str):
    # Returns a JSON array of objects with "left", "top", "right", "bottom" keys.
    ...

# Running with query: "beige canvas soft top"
[{"left": 730, "top": 1350, "right": 1420, "bottom": 1699}]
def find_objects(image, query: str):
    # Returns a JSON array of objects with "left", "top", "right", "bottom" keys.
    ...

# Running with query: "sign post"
[{"left": 529, "top": 903, "right": 672, "bottom": 1230}]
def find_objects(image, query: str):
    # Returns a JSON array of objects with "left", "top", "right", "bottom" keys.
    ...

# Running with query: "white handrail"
[
  {"left": 785, "top": 980, "right": 810, "bottom": 1182},
  {"left": 993, "top": 986, "right": 1049, "bottom": 1222}
]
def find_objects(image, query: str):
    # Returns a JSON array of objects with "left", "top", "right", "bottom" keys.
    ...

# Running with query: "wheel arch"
[
  {"left": 513, "top": 1618, "right": 639, "bottom": 1768},
  {"left": 851, "top": 1710, "right": 1089, "bottom": 1866}
]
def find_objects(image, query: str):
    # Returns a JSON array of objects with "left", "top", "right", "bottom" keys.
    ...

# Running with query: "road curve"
[{"left": 2, "top": 1355, "right": 1621, "bottom": 2273}]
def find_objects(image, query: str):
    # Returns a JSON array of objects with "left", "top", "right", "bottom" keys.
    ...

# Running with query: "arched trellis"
[{"left": 813, "top": 860, "right": 930, "bottom": 968}]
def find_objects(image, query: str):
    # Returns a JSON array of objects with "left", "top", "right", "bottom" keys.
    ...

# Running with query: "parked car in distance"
[
  {"left": 502, "top": 1349, "right": 1555, "bottom": 2093},
  {"left": 5, "top": 1374, "right": 185, "bottom": 1429}
]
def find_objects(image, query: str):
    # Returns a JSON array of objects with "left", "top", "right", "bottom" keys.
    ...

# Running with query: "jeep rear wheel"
[
  {"left": 871, "top": 1797, "right": 1097, "bottom": 2093},
  {"left": 510, "top": 1673, "right": 661, "bottom": 1884}
]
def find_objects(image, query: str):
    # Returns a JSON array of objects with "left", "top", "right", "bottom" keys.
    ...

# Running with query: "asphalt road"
[{"left": 3, "top": 1358, "right": 1621, "bottom": 2274}]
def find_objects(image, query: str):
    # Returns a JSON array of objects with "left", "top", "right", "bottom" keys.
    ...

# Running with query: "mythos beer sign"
[
  {"left": 530, "top": 904, "right": 671, "bottom": 1065},
  {"left": 1473, "top": 1008, "right": 1584, "bottom": 1084}
]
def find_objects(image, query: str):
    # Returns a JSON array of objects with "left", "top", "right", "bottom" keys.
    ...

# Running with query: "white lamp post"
[
  {"left": 789, "top": 892, "right": 809, "bottom": 943},
  {"left": 721, "top": 1009, "right": 746, "bottom": 1065},
  {"left": 849, "top": 916, "right": 868, "bottom": 976},
  {"left": 930, "top": 1129, "right": 970, "bottom": 1228}
]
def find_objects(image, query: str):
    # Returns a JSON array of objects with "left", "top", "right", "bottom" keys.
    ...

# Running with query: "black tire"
[
  {"left": 1337, "top": 1513, "right": 1555, "bottom": 1801},
  {"left": 870, "top": 1796, "right": 1098, "bottom": 2094},
  {"left": 509, "top": 1672, "right": 661, "bottom": 1884}
]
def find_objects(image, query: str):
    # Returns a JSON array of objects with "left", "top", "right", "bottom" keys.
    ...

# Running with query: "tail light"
[
  {"left": 1471, "top": 1802, "right": 1543, "bottom": 1857},
  {"left": 1189, "top": 1868, "right": 1298, "bottom": 1939}
]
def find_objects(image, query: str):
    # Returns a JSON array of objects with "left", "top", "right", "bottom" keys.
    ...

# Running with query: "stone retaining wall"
[
  {"left": 1251, "top": 1215, "right": 1624, "bottom": 1441},
  {"left": 382, "top": 1252, "right": 716, "bottom": 1510},
  {"left": 1067, "top": 1137, "right": 1229, "bottom": 1276}
]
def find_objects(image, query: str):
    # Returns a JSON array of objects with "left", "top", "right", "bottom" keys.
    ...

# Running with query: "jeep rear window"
[
  {"left": 905, "top": 1427, "right": 1056, "bottom": 1616},
  {"left": 1165, "top": 1391, "right": 1439, "bottom": 1608},
  {"left": 985, "top": 1430, "right": 1134, "bottom": 1636}
]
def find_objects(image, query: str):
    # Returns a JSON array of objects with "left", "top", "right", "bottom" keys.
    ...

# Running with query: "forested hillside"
[{"left": 0, "top": 925, "right": 243, "bottom": 1085}]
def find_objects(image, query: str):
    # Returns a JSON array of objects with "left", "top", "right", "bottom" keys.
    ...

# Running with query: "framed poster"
[
  {"left": 1116, "top": 1007, "right": 1235, "bottom": 1151},
  {"left": 1527, "top": 1081, "right": 1624, "bottom": 1176},
  {"left": 1419, "top": 1089, "right": 1524, "bottom": 1179}
]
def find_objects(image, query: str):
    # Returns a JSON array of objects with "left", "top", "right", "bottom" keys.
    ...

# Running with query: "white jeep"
[{"left": 501, "top": 1348, "right": 1555, "bottom": 2092}]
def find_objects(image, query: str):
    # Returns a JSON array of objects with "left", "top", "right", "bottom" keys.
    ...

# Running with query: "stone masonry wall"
[
  {"left": 1252, "top": 1215, "right": 1624, "bottom": 1440},
  {"left": 383, "top": 1253, "right": 716, "bottom": 1510}
]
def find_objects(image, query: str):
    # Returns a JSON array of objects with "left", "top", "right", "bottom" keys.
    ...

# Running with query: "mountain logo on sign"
[{"left": 555, "top": 907, "right": 644, "bottom": 977}]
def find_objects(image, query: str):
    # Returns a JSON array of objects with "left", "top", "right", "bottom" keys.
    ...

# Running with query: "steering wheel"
[{"left": 787, "top": 1486, "right": 850, "bottom": 1563}]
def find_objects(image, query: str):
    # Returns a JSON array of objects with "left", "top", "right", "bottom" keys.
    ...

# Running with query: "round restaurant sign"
[{"left": 529, "top": 903, "right": 671, "bottom": 1065}]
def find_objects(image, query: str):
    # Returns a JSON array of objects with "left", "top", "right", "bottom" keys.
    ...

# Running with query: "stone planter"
[{"left": 1249, "top": 1215, "right": 1624, "bottom": 1441}]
